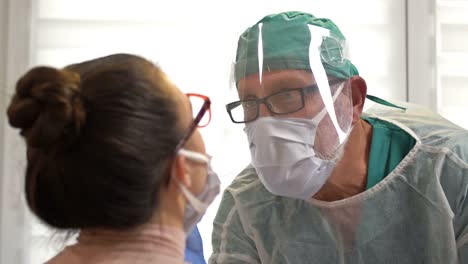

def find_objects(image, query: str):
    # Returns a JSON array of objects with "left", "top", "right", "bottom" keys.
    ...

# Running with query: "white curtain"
[
  {"left": 0, "top": 0, "right": 34, "bottom": 263},
  {"left": 436, "top": 0, "right": 468, "bottom": 129}
]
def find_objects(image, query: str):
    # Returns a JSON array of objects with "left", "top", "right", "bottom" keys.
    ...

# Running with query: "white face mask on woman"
[
  {"left": 244, "top": 83, "right": 347, "bottom": 200},
  {"left": 177, "top": 149, "right": 220, "bottom": 234}
]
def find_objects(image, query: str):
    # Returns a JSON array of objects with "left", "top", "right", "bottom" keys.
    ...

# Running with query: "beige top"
[{"left": 46, "top": 224, "right": 186, "bottom": 264}]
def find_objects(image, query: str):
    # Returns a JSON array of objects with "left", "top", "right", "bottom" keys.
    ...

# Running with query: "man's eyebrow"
[
  {"left": 303, "top": 83, "right": 318, "bottom": 94},
  {"left": 238, "top": 76, "right": 342, "bottom": 99},
  {"left": 306, "top": 78, "right": 345, "bottom": 88},
  {"left": 242, "top": 94, "right": 257, "bottom": 100},
  {"left": 302, "top": 78, "right": 346, "bottom": 94},
  {"left": 329, "top": 78, "right": 345, "bottom": 85},
  {"left": 238, "top": 88, "right": 258, "bottom": 100}
]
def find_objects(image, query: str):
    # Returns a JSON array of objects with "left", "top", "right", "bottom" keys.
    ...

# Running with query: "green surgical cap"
[{"left": 235, "top": 11, "right": 359, "bottom": 82}]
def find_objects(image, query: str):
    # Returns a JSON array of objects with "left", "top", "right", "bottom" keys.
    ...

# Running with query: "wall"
[{"left": 0, "top": 0, "right": 34, "bottom": 263}]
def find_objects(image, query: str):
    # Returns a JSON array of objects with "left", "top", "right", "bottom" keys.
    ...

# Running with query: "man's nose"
[{"left": 258, "top": 103, "right": 272, "bottom": 118}]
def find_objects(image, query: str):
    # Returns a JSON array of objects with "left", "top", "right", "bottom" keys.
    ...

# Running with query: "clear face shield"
[{"left": 226, "top": 22, "right": 356, "bottom": 199}]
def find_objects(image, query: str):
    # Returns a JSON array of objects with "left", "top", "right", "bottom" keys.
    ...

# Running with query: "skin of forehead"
[{"left": 237, "top": 70, "right": 317, "bottom": 99}]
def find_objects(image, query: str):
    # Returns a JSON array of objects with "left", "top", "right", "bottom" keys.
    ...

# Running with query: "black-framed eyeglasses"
[
  {"left": 226, "top": 79, "right": 345, "bottom": 123},
  {"left": 175, "top": 93, "right": 211, "bottom": 152}
]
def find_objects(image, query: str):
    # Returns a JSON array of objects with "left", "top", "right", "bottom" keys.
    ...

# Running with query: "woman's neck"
[
  {"left": 75, "top": 223, "right": 186, "bottom": 263},
  {"left": 150, "top": 185, "right": 186, "bottom": 229},
  {"left": 74, "top": 190, "right": 188, "bottom": 263},
  {"left": 80, "top": 185, "right": 187, "bottom": 250}
]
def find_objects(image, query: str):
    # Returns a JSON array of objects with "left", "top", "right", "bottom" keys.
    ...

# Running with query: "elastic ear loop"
[
  {"left": 178, "top": 149, "right": 210, "bottom": 164},
  {"left": 175, "top": 148, "right": 210, "bottom": 213},
  {"left": 176, "top": 178, "right": 209, "bottom": 213}
]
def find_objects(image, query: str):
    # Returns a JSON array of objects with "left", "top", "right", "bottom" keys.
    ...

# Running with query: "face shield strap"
[
  {"left": 257, "top": 23, "right": 264, "bottom": 84},
  {"left": 312, "top": 81, "right": 346, "bottom": 124},
  {"left": 308, "top": 25, "right": 347, "bottom": 143}
]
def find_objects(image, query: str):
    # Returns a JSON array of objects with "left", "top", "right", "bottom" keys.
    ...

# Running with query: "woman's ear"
[
  {"left": 170, "top": 154, "right": 191, "bottom": 188},
  {"left": 350, "top": 76, "right": 367, "bottom": 123}
]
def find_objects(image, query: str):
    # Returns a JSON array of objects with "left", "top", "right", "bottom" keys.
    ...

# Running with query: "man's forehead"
[{"left": 237, "top": 70, "right": 316, "bottom": 96}]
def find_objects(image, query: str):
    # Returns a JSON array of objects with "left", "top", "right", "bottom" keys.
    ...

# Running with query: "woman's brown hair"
[{"left": 7, "top": 54, "right": 184, "bottom": 229}]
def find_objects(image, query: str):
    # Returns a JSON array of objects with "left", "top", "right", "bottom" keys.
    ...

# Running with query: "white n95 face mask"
[
  {"left": 245, "top": 117, "right": 336, "bottom": 200},
  {"left": 177, "top": 149, "right": 220, "bottom": 234},
  {"left": 244, "top": 83, "right": 346, "bottom": 200}
]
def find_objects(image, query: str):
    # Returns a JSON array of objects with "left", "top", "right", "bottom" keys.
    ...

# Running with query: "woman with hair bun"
[{"left": 6, "top": 53, "right": 219, "bottom": 264}]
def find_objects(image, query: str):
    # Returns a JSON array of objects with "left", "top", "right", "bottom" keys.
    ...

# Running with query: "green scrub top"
[{"left": 362, "top": 116, "right": 416, "bottom": 190}]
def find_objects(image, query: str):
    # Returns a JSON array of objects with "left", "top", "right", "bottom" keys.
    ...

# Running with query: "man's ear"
[
  {"left": 349, "top": 76, "right": 367, "bottom": 123},
  {"left": 170, "top": 155, "right": 191, "bottom": 188}
]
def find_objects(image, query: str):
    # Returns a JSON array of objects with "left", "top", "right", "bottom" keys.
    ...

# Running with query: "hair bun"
[{"left": 7, "top": 66, "right": 86, "bottom": 150}]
